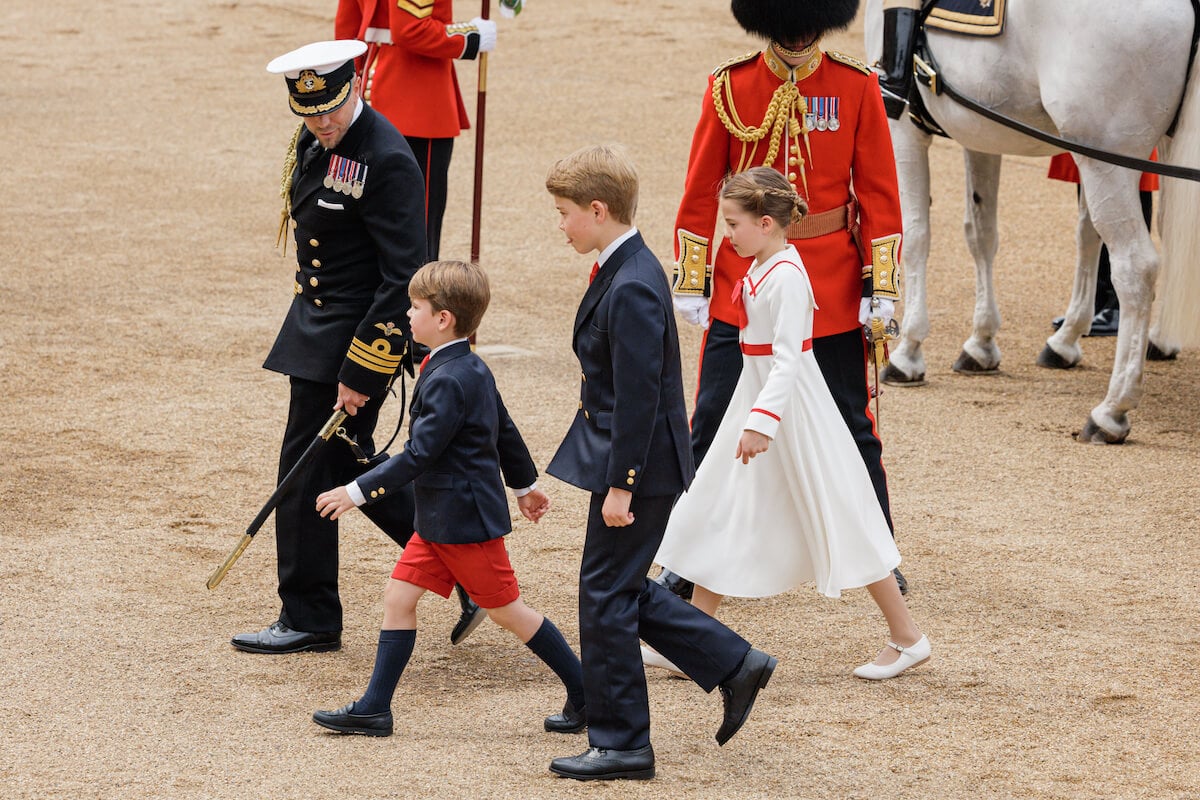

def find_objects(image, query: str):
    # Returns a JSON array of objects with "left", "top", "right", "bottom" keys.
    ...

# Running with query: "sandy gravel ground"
[{"left": 3, "top": 1, "right": 1198, "bottom": 798}]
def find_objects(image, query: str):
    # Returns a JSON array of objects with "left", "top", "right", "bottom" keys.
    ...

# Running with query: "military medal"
[
  {"left": 331, "top": 156, "right": 346, "bottom": 193},
  {"left": 816, "top": 97, "right": 828, "bottom": 131},
  {"left": 323, "top": 158, "right": 335, "bottom": 188},
  {"left": 351, "top": 163, "right": 368, "bottom": 198},
  {"left": 804, "top": 96, "right": 817, "bottom": 132},
  {"left": 828, "top": 97, "right": 840, "bottom": 131}
]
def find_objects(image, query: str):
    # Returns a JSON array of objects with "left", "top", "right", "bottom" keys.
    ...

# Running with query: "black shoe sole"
[
  {"left": 449, "top": 605, "right": 487, "bottom": 645},
  {"left": 544, "top": 720, "right": 587, "bottom": 734},
  {"left": 312, "top": 717, "right": 392, "bottom": 737},
  {"left": 548, "top": 765, "right": 655, "bottom": 781},
  {"left": 230, "top": 640, "right": 340, "bottom": 655}
]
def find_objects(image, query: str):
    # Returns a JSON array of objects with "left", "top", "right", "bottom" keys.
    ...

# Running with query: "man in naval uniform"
[
  {"left": 232, "top": 40, "right": 476, "bottom": 654},
  {"left": 659, "top": 0, "right": 909, "bottom": 599}
]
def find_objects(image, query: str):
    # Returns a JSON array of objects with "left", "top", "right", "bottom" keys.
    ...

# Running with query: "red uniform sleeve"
[
  {"left": 390, "top": 0, "right": 471, "bottom": 60},
  {"left": 334, "top": 0, "right": 366, "bottom": 40},
  {"left": 850, "top": 73, "right": 904, "bottom": 299}
]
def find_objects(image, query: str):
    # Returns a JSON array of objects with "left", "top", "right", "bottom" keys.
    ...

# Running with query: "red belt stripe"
[{"left": 740, "top": 339, "right": 812, "bottom": 355}]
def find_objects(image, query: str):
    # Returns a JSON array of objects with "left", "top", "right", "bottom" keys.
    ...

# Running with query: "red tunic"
[
  {"left": 335, "top": 0, "right": 472, "bottom": 139},
  {"left": 674, "top": 48, "right": 903, "bottom": 338}
]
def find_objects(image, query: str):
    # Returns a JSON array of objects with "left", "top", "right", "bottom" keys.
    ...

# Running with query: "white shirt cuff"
[
  {"left": 513, "top": 481, "right": 538, "bottom": 498},
  {"left": 346, "top": 480, "right": 366, "bottom": 507}
]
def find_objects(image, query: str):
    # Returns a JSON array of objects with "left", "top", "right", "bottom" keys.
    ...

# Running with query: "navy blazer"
[
  {"left": 356, "top": 341, "right": 538, "bottom": 544},
  {"left": 264, "top": 106, "right": 427, "bottom": 396},
  {"left": 548, "top": 233, "right": 695, "bottom": 497}
]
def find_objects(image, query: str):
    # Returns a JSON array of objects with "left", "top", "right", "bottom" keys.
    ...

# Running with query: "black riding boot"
[{"left": 877, "top": 6, "right": 921, "bottom": 119}]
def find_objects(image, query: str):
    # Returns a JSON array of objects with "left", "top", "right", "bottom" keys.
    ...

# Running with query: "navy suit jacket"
[
  {"left": 356, "top": 340, "right": 538, "bottom": 544},
  {"left": 548, "top": 233, "right": 695, "bottom": 497}
]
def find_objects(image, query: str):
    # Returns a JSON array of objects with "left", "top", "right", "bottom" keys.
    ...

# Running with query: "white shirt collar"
[
  {"left": 428, "top": 337, "right": 470, "bottom": 358},
  {"left": 597, "top": 227, "right": 639, "bottom": 268}
]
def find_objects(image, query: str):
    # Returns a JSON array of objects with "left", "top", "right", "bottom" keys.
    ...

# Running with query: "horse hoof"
[
  {"left": 951, "top": 351, "right": 999, "bottom": 374},
  {"left": 1146, "top": 341, "right": 1178, "bottom": 361},
  {"left": 1036, "top": 344, "right": 1076, "bottom": 370},
  {"left": 1077, "top": 415, "right": 1128, "bottom": 445},
  {"left": 880, "top": 363, "right": 926, "bottom": 387}
]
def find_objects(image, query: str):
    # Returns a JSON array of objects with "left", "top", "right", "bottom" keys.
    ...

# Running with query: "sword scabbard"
[{"left": 206, "top": 534, "right": 253, "bottom": 590}]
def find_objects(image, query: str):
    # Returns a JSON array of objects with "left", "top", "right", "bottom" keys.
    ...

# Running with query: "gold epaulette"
[
  {"left": 711, "top": 51, "right": 759, "bottom": 77},
  {"left": 826, "top": 51, "right": 871, "bottom": 75}
]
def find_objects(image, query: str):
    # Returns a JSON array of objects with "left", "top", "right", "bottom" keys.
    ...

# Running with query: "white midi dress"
[{"left": 656, "top": 245, "right": 900, "bottom": 599}]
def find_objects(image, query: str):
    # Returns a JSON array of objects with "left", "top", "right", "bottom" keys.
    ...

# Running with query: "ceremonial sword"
[
  {"left": 866, "top": 298, "right": 899, "bottom": 428},
  {"left": 206, "top": 409, "right": 348, "bottom": 590}
]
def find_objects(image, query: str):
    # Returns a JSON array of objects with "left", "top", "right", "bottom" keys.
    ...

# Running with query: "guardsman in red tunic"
[
  {"left": 335, "top": 0, "right": 497, "bottom": 260},
  {"left": 660, "top": 0, "right": 909, "bottom": 598}
]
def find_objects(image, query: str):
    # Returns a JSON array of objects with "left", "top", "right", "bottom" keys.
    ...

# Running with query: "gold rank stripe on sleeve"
[
  {"left": 826, "top": 51, "right": 872, "bottom": 75},
  {"left": 347, "top": 336, "right": 403, "bottom": 374},
  {"left": 870, "top": 234, "right": 902, "bottom": 300},
  {"left": 396, "top": 0, "right": 435, "bottom": 19},
  {"left": 446, "top": 21, "right": 480, "bottom": 36},
  {"left": 673, "top": 229, "right": 711, "bottom": 297}
]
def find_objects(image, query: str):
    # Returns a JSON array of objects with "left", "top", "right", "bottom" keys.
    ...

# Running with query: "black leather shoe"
[
  {"left": 894, "top": 567, "right": 909, "bottom": 596},
  {"left": 544, "top": 700, "right": 587, "bottom": 734},
  {"left": 230, "top": 621, "right": 340, "bottom": 654},
  {"left": 312, "top": 702, "right": 393, "bottom": 737},
  {"left": 715, "top": 648, "right": 777, "bottom": 746},
  {"left": 549, "top": 745, "right": 655, "bottom": 781},
  {"left": 1087, "top": 307, "right": 1119, "bottom": 337},
  {"left": 450, "top": 584, "right": 486, "bottom": 645},
  {"left": 1051, "top": 315, "right": 1065, "bottom": 331},
  {"left": 652, "top": 569, "right": 694, "bottom": 601}
]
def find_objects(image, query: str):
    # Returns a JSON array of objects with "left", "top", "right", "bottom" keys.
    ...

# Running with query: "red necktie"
[
  {"left": 589, "top": 261, "right": 600, "bottom": 284},
  {"left": 419, "top": 354, "right": 430, "bottom": 373}
]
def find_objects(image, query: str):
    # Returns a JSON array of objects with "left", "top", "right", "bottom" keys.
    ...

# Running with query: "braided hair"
[{"left": 720, "top": 167, "right": 808, "bottom": 230}]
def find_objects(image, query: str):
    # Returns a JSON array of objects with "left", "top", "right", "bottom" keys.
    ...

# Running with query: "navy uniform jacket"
[
  {"left": 356, "top": 340, "right": 538, "bottom": 543},
  {"left": 548, "top": 233, "right": 695, "bottom": 497},
  {"left": 264, "top": 105, "right": 427, "bottom": 397}
]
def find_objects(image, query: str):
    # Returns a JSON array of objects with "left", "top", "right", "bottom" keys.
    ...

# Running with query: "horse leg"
[
  {"left": 881, "top": 117, "right": 932, "bottom": 386},
  {"left": 1074, "top": 163, "right": 1159, "bottom": 444},
  {"left": 952, "top": 150, "right": 1002, "bottom": 374},
  {"left": 1038, "top": 190, "right": 1101, "bottom": 368}
]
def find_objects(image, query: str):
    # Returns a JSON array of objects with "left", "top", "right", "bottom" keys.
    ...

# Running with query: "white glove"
[
  {"left": 472, "top": 18, "right": 498, "bottom": 53},
  {"left": 498, "top": 0, "right": 525, "bottom": 18},
  {"left": 858, "top": 297, "right": 895, "bottom": 326},
  {"left": 674, "top": 295, "right": 710, "bottom": 329}
]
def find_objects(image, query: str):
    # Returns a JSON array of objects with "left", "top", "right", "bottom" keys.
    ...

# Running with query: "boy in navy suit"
[
  {"left": 310, "top": 260, "right": 586, "bottom": 738},
  {"left": 543, "top": 145, "right": 777, "bottom": 781}
]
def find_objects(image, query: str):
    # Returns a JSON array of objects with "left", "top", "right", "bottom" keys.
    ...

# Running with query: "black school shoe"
[
  {"left": 312, "top": 702, "right": 393, "bottom": 737},
  {"left": 230, "top": 620, "right": 340, "bottom": 654},
  {"left": 544, "top": 700, "right": 587, "bottom": 734}
]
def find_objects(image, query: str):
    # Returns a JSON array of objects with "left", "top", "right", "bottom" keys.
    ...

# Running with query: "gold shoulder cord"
[
  {"left": 711, "top": 70, "right": 810, "bottom": 195},
  {"left": 276, "top": 122, "right": 305, "bottom": 255}
]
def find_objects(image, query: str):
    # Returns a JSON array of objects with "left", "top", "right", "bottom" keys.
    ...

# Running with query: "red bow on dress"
[{"left": 731, "top": 277, "right": 749, "bottom": 329}]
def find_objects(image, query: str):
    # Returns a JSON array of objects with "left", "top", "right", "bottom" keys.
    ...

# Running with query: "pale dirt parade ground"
[{"left": 3, "top": 1, "right": 1199, "bottom": 798}]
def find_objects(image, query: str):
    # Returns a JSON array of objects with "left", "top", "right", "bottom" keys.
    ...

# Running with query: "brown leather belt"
[{"left": 786, "top": 202, "right": 851, "bottom": 239}]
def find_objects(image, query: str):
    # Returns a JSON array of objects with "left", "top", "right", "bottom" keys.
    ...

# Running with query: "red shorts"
[{"left": 390, "top": 532, "right": 521, "bottom": 609}]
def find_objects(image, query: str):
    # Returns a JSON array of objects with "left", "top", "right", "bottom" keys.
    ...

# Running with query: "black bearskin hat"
[{"left": 731, "top": 0, "right": 860, "bottom": 44}]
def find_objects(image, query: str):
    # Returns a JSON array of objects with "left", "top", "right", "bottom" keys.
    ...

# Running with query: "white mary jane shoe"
[
  {"left": 852, "top": 634, "right": 931, "bottom": 680},
  {"left": 641, "top": 645, "right": 686, "bottom": 678}
]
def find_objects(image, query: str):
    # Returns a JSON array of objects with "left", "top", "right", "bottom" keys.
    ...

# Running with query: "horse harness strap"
[{"left": 909, "top": 0, "right": 1200, "bottom": 181}]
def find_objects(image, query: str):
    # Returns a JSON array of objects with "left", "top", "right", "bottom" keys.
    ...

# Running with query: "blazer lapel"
[{"left": 571, "top": 232, "right": 645, "bottom": 345}]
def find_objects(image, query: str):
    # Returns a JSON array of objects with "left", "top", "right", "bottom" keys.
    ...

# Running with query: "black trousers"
[
  {"left": 578, "top": 491, "right": 750, "bottom": 750},
  {"left": 690, "top": 320, "right": 894, "bottom": 533},
  {"left": 275, "top": 377, "right": 414, "bottom": 633},
  {"left": 405, "top": 136, "right": 454, "bottom": 261}
]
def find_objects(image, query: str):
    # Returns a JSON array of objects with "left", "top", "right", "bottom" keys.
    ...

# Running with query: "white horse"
[{"left": 863, "top": 0, "right": 1200, "bottom": 443}]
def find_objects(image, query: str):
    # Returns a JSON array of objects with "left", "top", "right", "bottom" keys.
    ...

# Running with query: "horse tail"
[{"left": 1157, "top": 52, "right": 1200, "bottom": 348}]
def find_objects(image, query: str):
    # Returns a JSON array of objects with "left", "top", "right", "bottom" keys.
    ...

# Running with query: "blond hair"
[
  {"left": 408, "top": 260, "right": 491, "bottom": 338},
  {"left": 545, "top": 144, "right": 639, "bottom": 224},
  {"left": 720, "top": 167, "right": 808, "bottom": 229}
]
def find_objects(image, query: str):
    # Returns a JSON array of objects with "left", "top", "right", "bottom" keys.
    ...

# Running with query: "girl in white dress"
[{"left": 650, "top": 167, "right": 929, "bottom": 680}]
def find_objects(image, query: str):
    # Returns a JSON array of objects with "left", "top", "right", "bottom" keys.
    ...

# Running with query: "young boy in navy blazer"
[
  {"left": 543, "top": 145, "right": 777, "bottom": 781},
  {"left": 310, "top": 260, "right": 586, "bottom": 738}
]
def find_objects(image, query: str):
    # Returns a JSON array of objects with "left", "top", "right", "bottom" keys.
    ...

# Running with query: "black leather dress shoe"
[
  {"left": 544, "top": 700, "right": 587, "bottom": 734},
  {"left": 549, "top": 745, "right": 654, "bottom": 781},
  {"left": 652, "top": 569, "right": 694, "bottom": 601},
  {"left": 715, "top": 648, "right": 777, "bottom": 746},
  {"left": 230, "top": 621, "right": 340, "bottom": 654},
  {"left": 893, "top": 567, "right": 909, "bottom": 596},
  {"left": 312, "top": 702, "right": 393, "bottom": 737},
  {"left": 1087, "top": 307, "right": 1119, "bottom": 337},
  {"left": 450, "top": 584, "right": 486, "bottom": 645}
]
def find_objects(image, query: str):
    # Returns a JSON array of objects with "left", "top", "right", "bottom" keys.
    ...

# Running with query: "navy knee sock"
[
  {"left": 524, "top": 618, "right": 585, "bottom": 710},
  {"left": 354, "top": 629, "right": 416, "bottom": 715}
]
